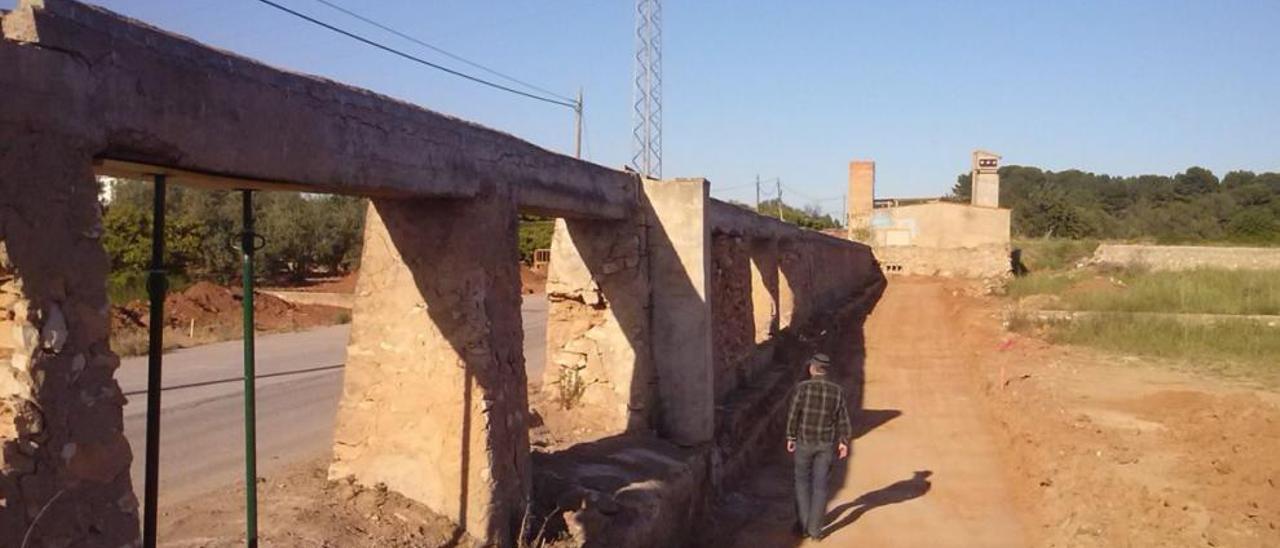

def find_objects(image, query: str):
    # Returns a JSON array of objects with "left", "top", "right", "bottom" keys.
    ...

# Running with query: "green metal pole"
[
  {"left": 240, "top": 190, "right": 259, "bottom": 548},
  {"left": 142, "top": 175, "right": 168, "bottom": 548}
]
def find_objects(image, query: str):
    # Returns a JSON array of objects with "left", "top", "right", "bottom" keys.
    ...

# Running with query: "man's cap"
[{"left": 809, "top": 353, "right": 831, "bottom": 373}]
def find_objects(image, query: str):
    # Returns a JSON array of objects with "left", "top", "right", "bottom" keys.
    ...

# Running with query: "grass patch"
[
  {"left": 1013, "top": 238, "right": 1099, "bottom": 271},
  {"left": 1006, "top": 271, "right": 1081, "bottom": 298},
  {"left": 1063, "top": 268, "right": 1280, "bottom": 316},
  {"left": 1047, "top": 316, "right": 1280, "bottom": 381}
]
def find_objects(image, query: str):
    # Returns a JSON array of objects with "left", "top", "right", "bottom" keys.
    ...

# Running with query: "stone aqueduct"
[{"left": 0, "top": 1, "right": 885, "bottom": 545}]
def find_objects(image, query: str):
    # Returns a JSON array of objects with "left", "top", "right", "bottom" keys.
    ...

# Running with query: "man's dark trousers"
[{"left": 794, "top": 441, "right": 834, "bottom": 537}]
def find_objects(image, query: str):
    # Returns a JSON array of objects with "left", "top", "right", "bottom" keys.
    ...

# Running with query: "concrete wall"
[
  {"left": 875, "top": 244, "right": 1010, "bottom": 279},
  {"left": 1091, "top": 244, "right": 1280, "bottom": 272},
  {"left": 871, "top": 202, "right": 1010, "bottom": 249}
]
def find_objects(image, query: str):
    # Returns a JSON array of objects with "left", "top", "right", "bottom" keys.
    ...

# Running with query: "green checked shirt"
[{"left": 786, "top": 378, "right": 853, "bottom": 445}]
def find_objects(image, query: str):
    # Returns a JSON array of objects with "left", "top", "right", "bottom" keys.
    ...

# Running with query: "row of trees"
[
  {"left": 731, "top": 198, "right": 842, "bottom": 231},
  {"left": 102, "top": 179, "right": 367, "bottom": 289},
  {"left": 951, "top": 166, "right": 1280, "bottom": 244}
]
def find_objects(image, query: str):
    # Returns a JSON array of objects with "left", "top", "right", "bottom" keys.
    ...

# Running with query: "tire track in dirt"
[{"left": 704, "top": 277, "right": 1027, "bottom": 547}]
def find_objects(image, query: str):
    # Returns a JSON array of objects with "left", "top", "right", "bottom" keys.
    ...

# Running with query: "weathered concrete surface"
[
  {"left": 542, "top": 217, "right": 653, "bottom": 439},
  {"left": 1090, "top": 244, "right": 1280, "bottom": 272},
  {"left": 643, "top": 179, "right": 714, "bottom": 446},
  {"left": 328, "top": 198, "right": 530, "bottom": 545},
  {"left": 875, "top": 244, "right": 1010, "bottom": 279},
  {"left": 1, "top": 0, "right": 636, "bottom": 219},
  {"left": 0, "top": 136, "right": 136, "bottom": 546},
  {"left": 870, "top": 201, "right": 1011, "bottom": 249}
]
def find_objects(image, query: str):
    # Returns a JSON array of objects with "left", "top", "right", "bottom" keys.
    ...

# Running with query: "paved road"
[{"left": 121, "top": 295, "right": 547, "bottom": 503}]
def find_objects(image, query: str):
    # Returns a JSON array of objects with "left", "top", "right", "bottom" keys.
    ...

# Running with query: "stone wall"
[
  {"left": 1091, "top": 244, "right": 1280, "bottom": 272},
  {"left": 2, "top": 1, "right": 893, "bottom": 545},
  {"left": 711, "top": 234, "right": 755, "bottom": 400},
  {"left": 541, "top": 216, "right": 653, "bottom": 439},
  {"left": 328, "top": 197, "right": 530, "bottom": 546}
]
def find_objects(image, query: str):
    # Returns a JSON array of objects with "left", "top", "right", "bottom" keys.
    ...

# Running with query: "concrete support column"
[
  {"left": 778, "top": 238, "right": 814, "bottom": 330},
  {"left": 542, "top": 216, "right": 653, "bottom": 436},
  {"left": 748, "top": 238, "right": 780, "bottom": 344},
  {"left": 330, "top": 195, "right": 530, "bottom": 545},
  {"left": 0, "top": 137, "right": 138, "bottom": 545},
  {"left": 642, "top": 179, "right": 713, "bottom": 446}
]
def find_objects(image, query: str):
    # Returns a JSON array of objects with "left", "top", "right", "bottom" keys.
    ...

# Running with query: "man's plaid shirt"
[{"left": 786, "top": 378, "right": 852, "bottom": 445}]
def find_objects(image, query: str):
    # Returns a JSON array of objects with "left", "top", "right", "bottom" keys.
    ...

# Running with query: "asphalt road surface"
[{"left": 120, "top": 295, "right": 548, "bottom": 503}]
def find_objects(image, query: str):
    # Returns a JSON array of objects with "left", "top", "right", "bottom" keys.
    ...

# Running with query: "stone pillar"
[
  {"left": 0, "top": 137, "right": 138, "bottom": 546},
  {"left": 642, "top": 179, "right": 713, "bottom": 446},
  {"left": 542, "top": 216, "right": 653, "bottom": 437},
  {"left": 847, "top": 160, "right": 875, "bottom": 241},
  {"left": 330, "top": 195, "right": 530, "bottom": 545}
]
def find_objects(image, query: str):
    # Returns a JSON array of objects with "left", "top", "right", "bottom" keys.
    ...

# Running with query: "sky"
[{"left": 7, "top": 0, "right": 1279, "bottom": 218}]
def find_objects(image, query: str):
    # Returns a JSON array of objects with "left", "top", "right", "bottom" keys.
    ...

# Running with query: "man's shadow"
[{"left": 821, "top": 470, "right": 933, "bottom": 536}]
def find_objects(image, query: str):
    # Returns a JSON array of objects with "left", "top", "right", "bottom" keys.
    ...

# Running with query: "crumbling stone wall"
[
  {"left": 329, "top": 196, "right": 530, "bottom": 546},
  {"left": 1091, "top": 244, "right": 1280, "bottom": 272},
  {"left": 0, "top": 137, "right": 136, "bottom": 546},
  {"left": 711, "top": 234, "right": 755, "bottom": 400},
  {"left": 541, "top": 217, "right": 653, "bottom": 441}
]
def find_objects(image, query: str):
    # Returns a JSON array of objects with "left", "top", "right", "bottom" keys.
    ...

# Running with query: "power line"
[
  {"left": 309, "top": 0, "right": 575, "bottom": 103},
  {"left": 251, "top": 0, "right": 578, "bottom": 108}
]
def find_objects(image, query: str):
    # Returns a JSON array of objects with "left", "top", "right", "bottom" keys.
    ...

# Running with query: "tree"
[{"left": 1173, "top": 166, "right": 1219, "bottom": 197}]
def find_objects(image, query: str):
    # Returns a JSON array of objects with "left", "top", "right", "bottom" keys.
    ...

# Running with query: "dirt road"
[{"left": 707, "top": 277, "right": 1028, "bottom": 547}]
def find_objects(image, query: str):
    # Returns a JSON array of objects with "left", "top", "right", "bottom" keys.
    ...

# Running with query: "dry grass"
[
  {"left": 1047, "top": 315, "right": 1280, "bottom": 384},
  {"left": 1064, "top": 268, "right": 1280, "bottom": 316}
]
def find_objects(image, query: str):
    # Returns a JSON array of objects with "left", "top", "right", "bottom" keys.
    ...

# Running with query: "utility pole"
[
  {"left": 842, "top": 195, "right": 847, "bottom": 228},
  {"left": 755, "top": 174, "right": 761, "bottom": 211},
  {"left": 776, "top": 178, "right": 784, "bottom": 221},
  {"left": 574, "top": 87, "right": 583, "bottom": 159}
]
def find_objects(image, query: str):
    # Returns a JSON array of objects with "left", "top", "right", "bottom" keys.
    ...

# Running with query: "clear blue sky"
[{"left": 9, "top": 1, "right": 1279, "bottom": 217}]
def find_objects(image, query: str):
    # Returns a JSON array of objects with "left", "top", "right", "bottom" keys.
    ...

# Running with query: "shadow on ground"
[{"left": 694, "top": 285, "right": 934, "bottom": 547}]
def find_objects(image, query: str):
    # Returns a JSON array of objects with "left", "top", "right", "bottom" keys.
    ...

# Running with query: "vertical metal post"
[
  {"left": 240, "top": 190, "right": 260, "bottom": 548},
  {"left": 142, "top": 175, "right": 168, "bottom": 548},
  {"left": 777, "top": 178, "right": 784, "bottom": 221},
  {"left": 574, "top": 88, "right": 584, "bottom": 159}
]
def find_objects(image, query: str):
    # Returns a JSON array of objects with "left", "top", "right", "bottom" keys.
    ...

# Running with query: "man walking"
[{"left": 786, "top": 353, "right": 852, "bottom": 540}]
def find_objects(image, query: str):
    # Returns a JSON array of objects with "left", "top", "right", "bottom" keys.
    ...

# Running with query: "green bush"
[{"left": 518, "top": 217, "right": 555, "bottom": 264}]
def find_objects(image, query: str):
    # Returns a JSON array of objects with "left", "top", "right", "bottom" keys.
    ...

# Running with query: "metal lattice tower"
[{"left": 632, "top": 0, "right": 662, "bottom": 179}]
